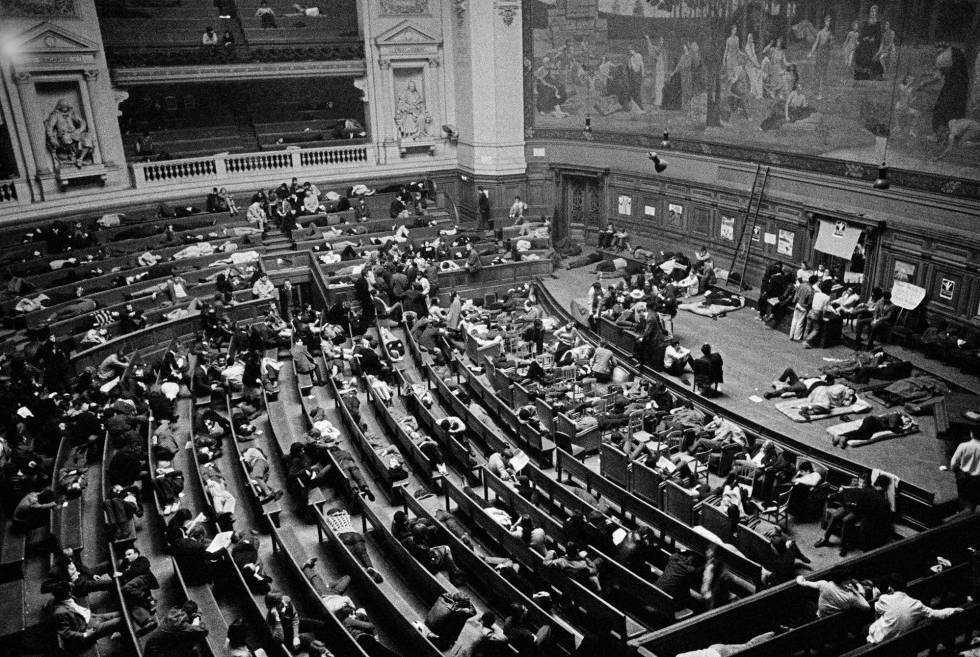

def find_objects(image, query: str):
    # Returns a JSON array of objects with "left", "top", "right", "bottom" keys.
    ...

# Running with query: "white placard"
[
  {"left": 644, "top": 205, "right": 657, "bottom": 217},
  {"left": 720, "top": 216, "right": 734, "bottom": 241},
  {"left": 891, "top": 281, "right": 926, "bottom": 310},
  {"left": 532, "top": 148, "right": 546, "bottom": 157},
  {"left": 764, "top": 232, "right": 777, "bottom": 245},
  {"left": 618, "top": 195, "right": 632, "bottom": 215}
]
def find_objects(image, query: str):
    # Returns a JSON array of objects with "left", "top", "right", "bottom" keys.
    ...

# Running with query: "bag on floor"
[{"left": 425, "top": 592, "right": 476, "bottom": 649}]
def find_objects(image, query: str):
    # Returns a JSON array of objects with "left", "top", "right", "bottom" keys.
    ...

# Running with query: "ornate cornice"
[{"left": 530, "top": 129, "right": 980, "bottom": 202}]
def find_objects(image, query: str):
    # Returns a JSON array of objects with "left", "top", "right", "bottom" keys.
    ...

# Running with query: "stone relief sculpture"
[
  {"left": 395, "top": 80, "right": 431, "bottom": 140},
  {"left": 45, "top": 98, "right": 94, "bottom": 168},
  {"left": 379, "top": 0, "right": 428, "bottom": 15}
]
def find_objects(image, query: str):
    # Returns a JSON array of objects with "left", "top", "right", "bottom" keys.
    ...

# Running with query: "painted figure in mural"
[
  {"left": 892, "top": 73, "right": 920, "bottom": 139},
  {"left": 535, "top": 58, "right": 568, "bottom": 118},
  {"left": 808, "top": 16, "right": 834, "bottom": 99},
  {"left": 395, "top": 81, "right": 430, "bottom": 140},
  {"left": 627, "top": 46, "right": 646, "bottom": 111},
  {"left": 760, "top": 80, "right": 814, "bottom": 131},
  {"left": 840, "top": 20, "right": 859, "bottom": 75},
  {"left": 722, "top": 25, "right": 740, "bottom": 80},
  {"left": 644, "top": 34, "right": 667, "bottom": 108},
  {"left": 923, "top": 44, "right": 970, "bottom": 144},
  {"left": 672, "top": 43, "right": 694, "bottom": 109},
  {"left": 854, "top": 4, "right": 883, "bottom": 80},
  {"left": 743, "top": 33, "right": 764, "bottom": 99},
  {"left": 876, "top": 20, "right": 897, "bottom": 77},
  {"left": 762, "top": 37, "right": 789, "bottom": 99},
  {"left": 726, "top": 52, "right": 751, "bottom": 121},
  {"left": 44, "top": 99, "right": 93, "bottom": 168}
]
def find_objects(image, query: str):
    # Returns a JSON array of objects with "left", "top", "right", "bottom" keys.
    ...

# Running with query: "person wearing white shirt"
[
  {"left": 804, "top": 279, "right": 837, "bottom": 348},
  {"left": 950, "top": 431, "right": 980, "bottom": 511},
  {"left": 509, "top": 196, "right": 528, "bottom": 224},
  {"left": 796, "top": 261, "right": 812, "bottom": 285},
  {"left": 202, "top": 26, "right": 219, "bottom": 46},
  {"left": 664, "top": 338, "right": 694, "bottom": 377},
  {"left": 866, "top": 574, "right": 960, "bottom": 644},
  {"left": 252, "top": 274, "right": 276, "bottom": 300},
  {"left": 832, "top": 286, "right": 862, "bottom": 317},
  {"left": 246, "top": 200, "right": 266, "bottom": 231}
]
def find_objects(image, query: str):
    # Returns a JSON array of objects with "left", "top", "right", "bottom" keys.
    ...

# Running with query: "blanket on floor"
[
  {"left": 775, "top": 397, "right": 872, "bottom": 422},
  {"left": 867, "top": 376, "right": 949, "bottom": 407},
  {"left": 679, "top": 301, "right": 743, "bottom": 318}
]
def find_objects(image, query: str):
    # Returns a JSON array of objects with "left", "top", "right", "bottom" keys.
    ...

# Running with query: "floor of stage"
[{"left": 543, "top": 262, "right": 962, "bottom": 508}]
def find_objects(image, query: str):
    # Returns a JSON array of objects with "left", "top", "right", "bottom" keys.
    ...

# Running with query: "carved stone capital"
[
  {"left": 427, "top": 56, "right": 440, "bottom": 67},
  {"left": 83, "top": 69, "right": 99, "bottom": 80},
  {"left": 496, "top": 1, "right": 519, "bottom": 26},
  {"left": 14, "top": 71, "right": 32, "bottom": 84}
]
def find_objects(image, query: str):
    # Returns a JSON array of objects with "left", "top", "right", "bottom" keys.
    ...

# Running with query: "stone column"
[
  {"left": 13, "top": 72, "right": 51, "bottom": 175},
  {"left": 454, "top": 0, "right": 526, "bottom": 178},
  {"left": 80, "top": 70, "right": 104, "bottom": 165}
]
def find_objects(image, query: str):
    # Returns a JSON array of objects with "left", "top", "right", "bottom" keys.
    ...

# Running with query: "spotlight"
[
  {"left": 660, "top": 130, "right": 671, "bottom": 149},
  {"left": 873, "top": 163, "right": 889, "bottom": 190},
  {"left": 441, "top": 124, "right": 458, "bottom": 144},
  {"left": 648, "top": 152, "right": 667, "bottom": 173}
]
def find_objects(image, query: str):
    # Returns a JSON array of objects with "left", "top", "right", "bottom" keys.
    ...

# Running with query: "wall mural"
[
  {"left": 524, "top": 0, "right": 980, "bottom": 184},
  {"left": 0, "top": 0, "right": 77, "bottom": 17}
]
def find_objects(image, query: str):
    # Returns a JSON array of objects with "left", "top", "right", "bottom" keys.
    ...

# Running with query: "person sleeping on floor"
[{"left": 831, "top": 412, "right": 917, "bottom": 448}]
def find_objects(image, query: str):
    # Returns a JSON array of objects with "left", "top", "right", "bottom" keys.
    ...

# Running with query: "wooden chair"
[
  {"left": 627, "top": 411, "right": 653, "bottom": 445},
  {"left": 760, "top": 486, "right": 792, "bottom": 530},
  {"left": 708, "top": 443, "right": 743, "bottom": 477}
]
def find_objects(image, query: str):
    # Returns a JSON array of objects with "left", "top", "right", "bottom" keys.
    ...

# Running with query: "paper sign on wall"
[
  {"left": 644, "top": 205, "right": 657, "bottom": 217},
  {"left": 763, "top": 232, "right": 777, "bottom": 245},
  {"left": 532, "top": 148, "right": 546, "bottom": 157},
  {"left": 618, "top": 195, "right": 632, "bottom": 215},
  {"left": 720, "top": 216, "right": 734, "bottom": 241},
  {"left": 940, "top": 278, "right": 956, "bottom": 301},
  {"left": 777, "top": 229, "right": 794, "bottom": 256}
]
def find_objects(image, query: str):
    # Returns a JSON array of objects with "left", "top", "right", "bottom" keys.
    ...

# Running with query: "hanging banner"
[{"left": 813, "top": 219, "right": 862, "bottom": 260}]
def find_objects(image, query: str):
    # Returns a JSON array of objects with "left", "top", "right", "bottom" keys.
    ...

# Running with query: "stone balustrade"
[{"left": 130, "top": 143, "right": 372, "bottom": 189}]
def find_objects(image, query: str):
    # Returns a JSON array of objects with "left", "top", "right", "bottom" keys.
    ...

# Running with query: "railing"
[
  {"left": 130, "top": 142, "right": 371, "bottom": 189},
  {"left": 0, "top": 180, "right": 23, "bottom": 206}
]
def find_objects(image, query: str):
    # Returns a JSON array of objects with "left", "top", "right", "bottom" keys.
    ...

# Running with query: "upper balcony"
[{"left": 96, "top": 0, "right": 363, "bottom": 69}]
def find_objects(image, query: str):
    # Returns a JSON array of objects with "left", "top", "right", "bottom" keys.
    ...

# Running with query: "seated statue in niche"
[
  {"left": 395, "top": 81, "right": 431, "bottom": 140},
  {"left": 45, "top": 98, "right": 94, "bottom": 169}
]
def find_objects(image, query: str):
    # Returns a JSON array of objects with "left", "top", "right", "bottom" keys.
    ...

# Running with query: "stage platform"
[{"left": 542, "top": 261, "right": 962, "bottom": 509}]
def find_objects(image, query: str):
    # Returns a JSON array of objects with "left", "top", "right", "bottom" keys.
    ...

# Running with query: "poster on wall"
[
  {"left": 644, "top": 205, "right": 656, "bottom": 217},
  {"left": 720, "top": 216, "right": 735, "bottom": 241},
  {"left": 777, "top": 229, "right": 794, "bottom": 257},
  {"left": 893, "top": 260, "right": 917, "bottom": 283},
  {"left": 667, "top": 203, "right": 684, "bottom": 227},
  {"left": 764, "top": 232, "right": 777, "bottom": 245},
  {"left": 752, "top": 226, "right": 762, "bottom": 242},
  {"left": 940, "top": 278, "right": 956, "bottom": 301},
  {"left": 617, "top": 195, "right": 632, "bottom": 216}
]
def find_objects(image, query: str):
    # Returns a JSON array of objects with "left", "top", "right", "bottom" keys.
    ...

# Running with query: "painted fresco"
[{"left": 525, "top": 0, "right": 980, "bottom": 182}]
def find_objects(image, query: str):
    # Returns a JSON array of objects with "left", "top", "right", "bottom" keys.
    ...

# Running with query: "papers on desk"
[
  {"left": 206, "top": 531, "right": 234, "bottom": 553},
  {"left": 510, "top": 450, "right": 530, "bottom": 473},
  {"left": 656, "top": 456, "right": 676, "bottom": 473},
  {"left": 748, "top": 395, "right": 764, "bottom": 403}
]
